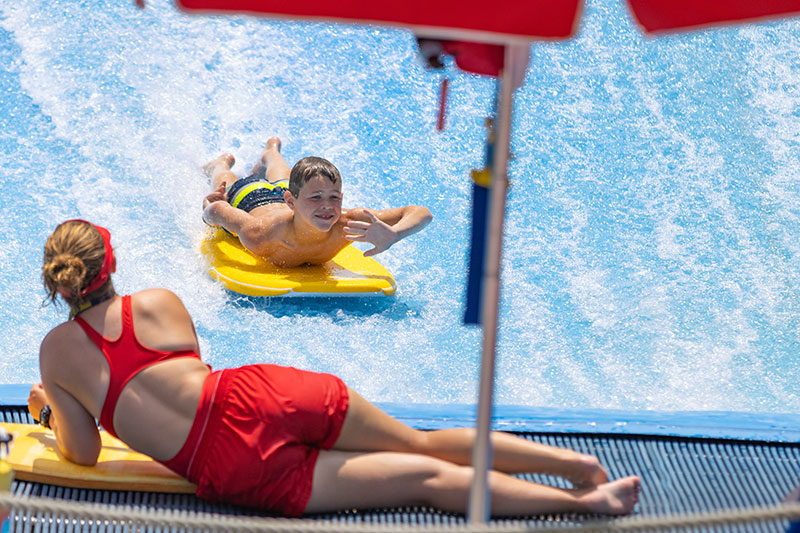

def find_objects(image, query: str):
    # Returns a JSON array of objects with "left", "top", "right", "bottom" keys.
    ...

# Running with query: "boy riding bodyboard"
[{"left": 202, "top": 137, "right": 432, "bottom": 268}]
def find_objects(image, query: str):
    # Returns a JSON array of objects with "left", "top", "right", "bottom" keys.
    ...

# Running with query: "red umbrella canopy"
[
  {"left": 174, "top": 0, "right": 582, "bottom": 42},
  {"left": 628, "top": 0, "right": 800, "bottom": 33},
  {"left": 173, "top": 0, "right": 800, "bottom": 75},
  {"left": 175, "top": 0, "right": 800, "bottom": 38}
]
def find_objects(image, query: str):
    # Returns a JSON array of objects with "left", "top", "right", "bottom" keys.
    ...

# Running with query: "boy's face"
[{"left": 288, "top": 174, "right": 343, "bottom": 232}]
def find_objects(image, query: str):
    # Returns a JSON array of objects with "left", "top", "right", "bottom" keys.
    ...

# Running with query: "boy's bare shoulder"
[{"left": 240, "top": 207, "right": 293, "bottom": 244}]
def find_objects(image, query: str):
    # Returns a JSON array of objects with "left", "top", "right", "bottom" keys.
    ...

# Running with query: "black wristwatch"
[{"left": 39, "top": 405, "right": 52, "bottom": 430}]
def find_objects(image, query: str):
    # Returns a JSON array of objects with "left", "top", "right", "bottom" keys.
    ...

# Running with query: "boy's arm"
[
  {"left": 202, "top": 193, "right": 275, "bottom": 252},
  {"left": 202, "top": 185, "right": 247, "bottom": 233},
  {"left": 345, "top": 205, "right": 432, "bottom": 257},
  {"left": 203, "top": 199, "right": 254, "bottom": 234}
]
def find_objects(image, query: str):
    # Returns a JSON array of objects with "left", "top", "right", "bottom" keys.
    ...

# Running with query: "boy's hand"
[
  {"left": 203, "top": 183, "right": 228, "bottom": 210},
  {"left": 28, "top": 383, "right": 48, "bottom": 420},
  {"left": 344, "top": 210, "right": 397, "bottom": 257},
  {"left": 203, "top": 184, "right": 228, "bottom": 226}
]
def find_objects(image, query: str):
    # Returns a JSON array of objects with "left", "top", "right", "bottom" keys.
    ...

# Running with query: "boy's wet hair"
[{"left": 289, "top": 156, "right": 342, "bottom": 197}]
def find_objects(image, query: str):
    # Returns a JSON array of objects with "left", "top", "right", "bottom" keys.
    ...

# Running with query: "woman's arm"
[{"left": 34, "top": 331, "right": 101, "bottom": 466}]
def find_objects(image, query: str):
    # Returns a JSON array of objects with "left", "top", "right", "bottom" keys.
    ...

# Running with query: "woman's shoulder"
[
  {"left": 132, "top": 288, "right": 184, "bottom": 306},
  {"left": 131, "top": 289, "right": 191, "bottom": 319},
  {"left": 40, "top": 320, "right": 85, "bottom": 357}
]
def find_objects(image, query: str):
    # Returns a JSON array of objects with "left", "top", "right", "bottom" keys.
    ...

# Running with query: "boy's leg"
[
  {"left": 249, "top": 137, "right": 291, "bottom": 183},
  {"left": 306, "top": 450, "right": 640, "bottom": 516},
  {"left": 333, "top": 388, "right": 607, "bottom": 487},
  {"left": 203, "top": 153, "right": 238, "bottom": 190}
]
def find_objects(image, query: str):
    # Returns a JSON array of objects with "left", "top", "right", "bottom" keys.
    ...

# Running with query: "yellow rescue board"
[
  {"left": 0, "top": 423, "right": 195, "bottom": 493},
  {"left": 200, "top": 229, "right": 397, "bottom": 297}
]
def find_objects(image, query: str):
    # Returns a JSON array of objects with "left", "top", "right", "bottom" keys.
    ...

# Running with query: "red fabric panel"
[
  {"left": 628, "top": 0, "right": 800, "bottom": 33},
  {"left": 441, "top": 41, "right": 505, "bottom": 77},
  {"left": 176, "top": 0, "right": 582, "bottom": 40}
]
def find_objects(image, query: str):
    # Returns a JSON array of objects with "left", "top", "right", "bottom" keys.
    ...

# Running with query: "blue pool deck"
[{"left": 2, "top": 384, "right": 799, "bottom": 532}]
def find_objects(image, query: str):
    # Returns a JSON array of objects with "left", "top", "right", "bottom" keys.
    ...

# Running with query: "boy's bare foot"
[
  {"left": 577, "top": 476, "right": 641, "bottom": 515},
  {"left": 250, "top": 137, "right": 283, "bottom": 179},
  {"left": 258, "top": 136, "right": 282, "bottom": 167},
  {"left": 203, "top": 153, "right": 235, "bottom": 178},
  {"left": 256, "top": 136, "right": 291, "bottom": 183},
  {"left": 265, "top": 136, "right": 281, "bottom": 152}
]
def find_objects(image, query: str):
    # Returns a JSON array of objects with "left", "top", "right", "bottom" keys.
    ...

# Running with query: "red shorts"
[{"left": 162, "top": 364, "right": 349, "bottom": 516}]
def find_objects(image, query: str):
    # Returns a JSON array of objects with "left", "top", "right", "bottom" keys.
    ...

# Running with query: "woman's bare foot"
[
  {"left": 564, "top": 453, "right": 609, "bottom": 488},
  {"left": 577, "top": 476, "right": 641, "bottom": 515},
  {"left": 203, "top": 153, "right": 235, "bottom": 179},
  {"left": 784, "top": 485, "right": 800, "bottom": 504}
]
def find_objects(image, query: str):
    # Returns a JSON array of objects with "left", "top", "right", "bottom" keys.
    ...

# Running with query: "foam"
[{"left": 1, "top": 0, "right": 799, "bottom": 413}]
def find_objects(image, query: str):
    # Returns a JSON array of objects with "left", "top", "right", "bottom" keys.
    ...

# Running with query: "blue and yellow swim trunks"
[{"left": 227, "top": 175, "right": 289, "bottom": 212}]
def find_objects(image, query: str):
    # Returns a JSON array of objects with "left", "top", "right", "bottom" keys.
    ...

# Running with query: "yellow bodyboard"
[
  {"left": 0, "top": 423, "right": 195, "bottom": 493},
  {"left": 200, "top": 229, "right": 397, "bottom": 297}
]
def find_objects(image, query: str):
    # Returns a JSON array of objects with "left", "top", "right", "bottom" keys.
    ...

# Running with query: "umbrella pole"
[{"left": 467, "top": 43, "right": 529, "bottom": 524}]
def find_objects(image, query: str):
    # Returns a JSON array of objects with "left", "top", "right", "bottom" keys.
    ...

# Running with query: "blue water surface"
[{"left": 0, "top": 0, "right": 799, "bottom": 437}]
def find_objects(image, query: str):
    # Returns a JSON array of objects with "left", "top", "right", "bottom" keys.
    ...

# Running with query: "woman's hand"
[{"left": 28, "top": 383, "right": 49, "bottom": 421}]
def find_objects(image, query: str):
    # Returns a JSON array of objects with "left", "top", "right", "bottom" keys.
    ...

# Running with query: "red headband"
[{"left": 63, "top": 219, "right": 114, "bottom": 297}]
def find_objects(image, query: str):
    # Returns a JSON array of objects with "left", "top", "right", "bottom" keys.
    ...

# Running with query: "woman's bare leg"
[
  {"left": 249, "top": 136, "right": 290, "bottom": 183},
  {"left": 333, "top": 389, "right": 609, "bottom": 487},
  {"left": 784, "top": 485, "right": 800, "bottom": 503},
  {"left": 203, "top": 153, "right": 238, "bottom": 190},
  {"left": 306, "top": 450, "right": 640, "bottom": 516}
]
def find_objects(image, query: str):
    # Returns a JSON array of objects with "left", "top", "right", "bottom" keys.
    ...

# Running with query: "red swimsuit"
[
  {"left": 74, "top": 295, "right": 350, "bottom": 516},
  {"left": 73, "top": 295, "right": 203, "bottom": 440}
]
